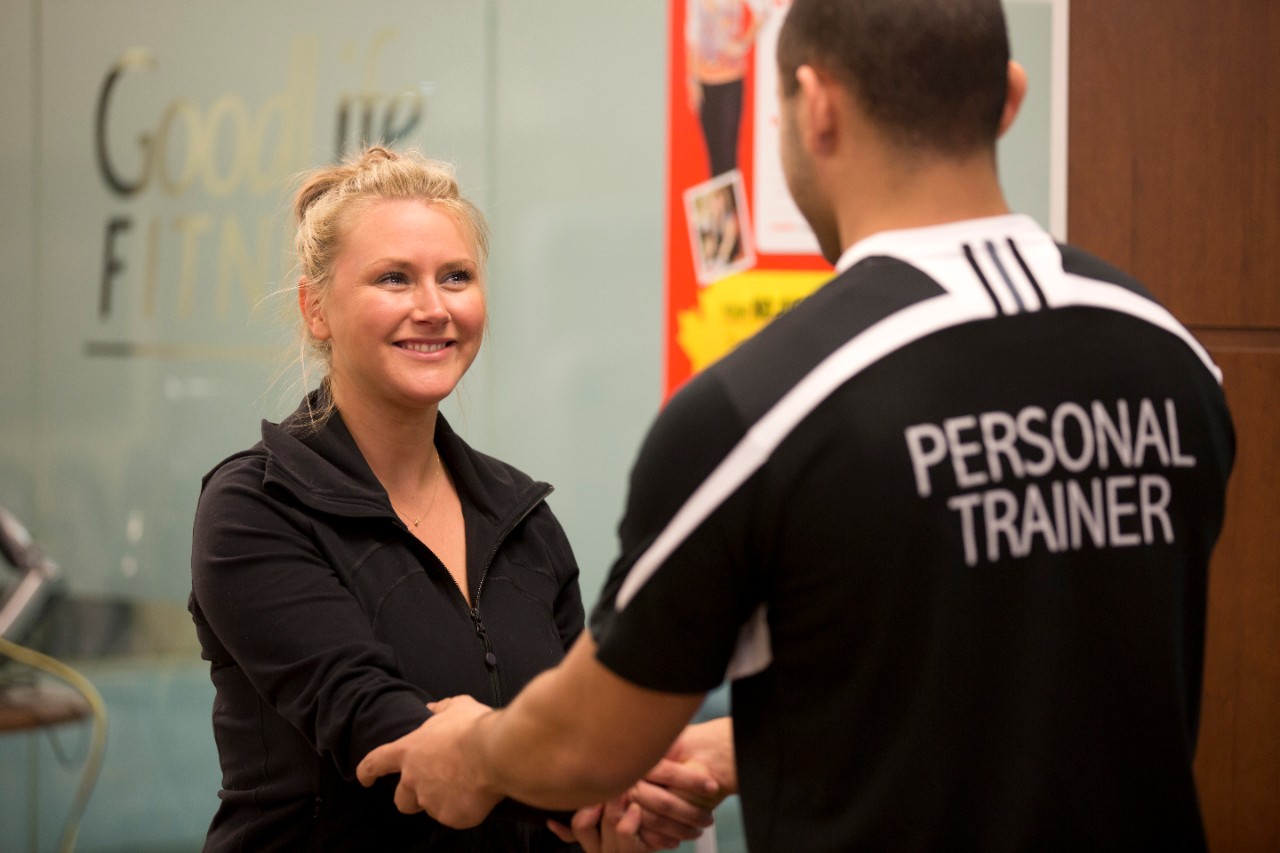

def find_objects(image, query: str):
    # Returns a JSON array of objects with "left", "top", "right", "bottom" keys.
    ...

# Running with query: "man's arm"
[{"left": 357, "top": 632, "right": 710, "bottom": 826}]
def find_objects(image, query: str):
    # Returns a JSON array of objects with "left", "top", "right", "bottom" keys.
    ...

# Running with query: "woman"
[
  {"left": 686, "top": 0, "right": 767, "bottom": 176},
  {"left": 189, "top": 147, "right": 700, "bottom": 851}
]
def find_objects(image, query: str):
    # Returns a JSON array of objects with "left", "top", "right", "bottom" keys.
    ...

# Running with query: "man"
[{"left": 359, "top": 1, "right": 1235, "bottom": 849}]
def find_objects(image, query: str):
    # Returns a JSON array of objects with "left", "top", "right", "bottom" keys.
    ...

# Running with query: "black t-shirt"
[{"left": 590, "top": 216, "right": 1234, "bottom": 852}]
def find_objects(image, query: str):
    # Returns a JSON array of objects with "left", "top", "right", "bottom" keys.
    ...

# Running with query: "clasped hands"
[{"left": 357, "top": 695, "right": 731, "bottom": 851}]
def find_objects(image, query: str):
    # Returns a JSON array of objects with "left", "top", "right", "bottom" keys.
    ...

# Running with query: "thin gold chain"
[{"left": 396, "top": 449, "right": 443, "bottom": 528}]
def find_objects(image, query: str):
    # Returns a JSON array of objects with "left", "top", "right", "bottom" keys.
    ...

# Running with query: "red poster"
[{"left": 664, "top": 0, "right": 831, "bottom": 399}]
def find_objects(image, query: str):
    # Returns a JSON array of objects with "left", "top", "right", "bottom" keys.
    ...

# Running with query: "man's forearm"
[
  {"left": 473, "top": 633, "right": 706, "bottom": 810},
  {"left": 473, "top": 664, "right": 640, "bottom": 809}
]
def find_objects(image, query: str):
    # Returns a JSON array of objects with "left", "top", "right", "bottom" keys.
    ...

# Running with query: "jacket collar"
[{"left": 259, "top": 390, "right": 552, "bottom": 531}]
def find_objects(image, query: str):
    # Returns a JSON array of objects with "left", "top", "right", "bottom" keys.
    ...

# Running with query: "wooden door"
[{"left": 1067, "top": 2, "right": 1280, "bottom": 849}]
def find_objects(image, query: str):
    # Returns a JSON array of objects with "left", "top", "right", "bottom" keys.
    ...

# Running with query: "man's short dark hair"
[{"left": 777, "top": 0, "right": 1011, "bottom": 156}]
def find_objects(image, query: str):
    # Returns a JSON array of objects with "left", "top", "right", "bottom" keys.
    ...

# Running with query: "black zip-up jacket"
[{"left": 189, "top": 394, "right": 584, "bottom": 851}]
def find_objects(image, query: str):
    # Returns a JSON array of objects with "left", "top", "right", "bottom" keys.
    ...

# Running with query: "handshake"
[{"left": 358, "top": 693, "right": 736, "bottom": 853}]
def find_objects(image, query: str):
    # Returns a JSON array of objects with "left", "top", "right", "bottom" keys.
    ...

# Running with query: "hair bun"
[{"left": 356, "top": 145, "right": 398, "bottom": 168}]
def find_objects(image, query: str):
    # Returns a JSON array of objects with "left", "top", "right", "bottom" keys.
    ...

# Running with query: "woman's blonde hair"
[{"left": 287, "top": 146, "right": 489, "bottom": 427}]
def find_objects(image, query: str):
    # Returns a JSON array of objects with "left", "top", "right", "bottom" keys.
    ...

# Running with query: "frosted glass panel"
[{"left": 29, "top": 1, "right": 490, "bottom": 599}]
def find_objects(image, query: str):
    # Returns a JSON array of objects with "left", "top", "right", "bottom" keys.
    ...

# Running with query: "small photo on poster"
[{"left": 684, "top": 170, "right": 756, "bottom": 285}]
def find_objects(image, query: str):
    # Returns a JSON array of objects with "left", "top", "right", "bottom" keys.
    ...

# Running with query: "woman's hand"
[
  {"left": 551, "top": 743, "right": 724, "bottom": 849},
  {"left": 627, "top": 759, "right": 719, "bottom": 847},
  {"left": 546, "top": 716, "right": 737, "bottom": 851},
  {"left": 549, "top": 796, "right": 652, "bottom": 853},
  {"left": 550, "top": 784, "right": 711, "bottom": 851},
  {"left": 660, "top": 717, "right": 737, "bottom": 800}
]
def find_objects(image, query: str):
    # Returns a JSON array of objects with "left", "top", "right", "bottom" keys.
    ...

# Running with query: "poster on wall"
[
  {"left": 665, "top": 0, "right": 829, "bottom": 398},
  {"left": 664, "top": 0, "right": 1068, "bottom": 398}
]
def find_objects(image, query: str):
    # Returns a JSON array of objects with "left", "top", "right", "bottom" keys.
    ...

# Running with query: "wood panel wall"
[{"left": 1067, "top": 2, "right": 1280, "bottom": 849}]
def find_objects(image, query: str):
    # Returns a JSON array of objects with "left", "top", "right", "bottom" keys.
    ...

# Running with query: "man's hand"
[
  {"left": 358, "top": 635, "right": 707, "bottom": 822},
  {"left": 356, "top": 694, "right": 501, "bottom": 827}
]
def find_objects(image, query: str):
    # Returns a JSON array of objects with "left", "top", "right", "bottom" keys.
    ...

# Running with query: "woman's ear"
[{"left": 298, "top": 277, "right": 330, "bottom": 341}]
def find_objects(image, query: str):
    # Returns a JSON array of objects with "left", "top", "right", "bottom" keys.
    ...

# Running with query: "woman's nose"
[{"left": 411, "top": 284, "right": 450, "bottom": 323}]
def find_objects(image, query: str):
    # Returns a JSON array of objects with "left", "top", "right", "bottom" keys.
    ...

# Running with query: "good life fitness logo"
[{"left": 89, "top": 29, "right": 429, "bottom": 357}]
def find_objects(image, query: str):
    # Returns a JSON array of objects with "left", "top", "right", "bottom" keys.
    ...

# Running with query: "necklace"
[{"left": 399, "top": 450, "right": 443, "bottom": 528}]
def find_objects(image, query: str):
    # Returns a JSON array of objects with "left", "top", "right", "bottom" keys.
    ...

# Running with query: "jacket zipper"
[
  {"left": 433, "top": 484, "right": 554, "bottom": 709},
  {"left": 468, "top": 608, "right": 501, "bottom": 705},
  {"left": 470, "top": 484, "right": 553, "bottom": 707}
]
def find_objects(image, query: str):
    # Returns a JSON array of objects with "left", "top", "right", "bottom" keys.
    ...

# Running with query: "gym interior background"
[{"left": 1, "top": 1, "right": 1275, "bottom": 851}]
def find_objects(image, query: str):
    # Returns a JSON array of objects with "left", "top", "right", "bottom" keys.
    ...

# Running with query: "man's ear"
[
  {"left": 795, "top": 64, "right": 839, "bottom": 154},
  {"left": 298, "top": 278, "right": 330, "bottom": 341},
  {"left": 998, "top": 60, "right": 1028, "bottom": 139}
]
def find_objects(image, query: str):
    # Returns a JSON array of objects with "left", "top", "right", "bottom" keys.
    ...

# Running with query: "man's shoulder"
[
  {"left": 1057, "top": 242, "right": 1156, "bottom": 300},
  {"left": 698, "top": 257, "right": 947, "bottom": 421}
]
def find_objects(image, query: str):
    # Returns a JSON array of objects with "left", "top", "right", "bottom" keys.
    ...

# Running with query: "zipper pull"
[{"left": 470, "top": 608, "right": 498, "bottom": 669}]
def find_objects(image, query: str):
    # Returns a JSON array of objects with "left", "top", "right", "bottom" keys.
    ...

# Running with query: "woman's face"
[{"left": 304, "top": 198, "right": 486, "bottom": 414}]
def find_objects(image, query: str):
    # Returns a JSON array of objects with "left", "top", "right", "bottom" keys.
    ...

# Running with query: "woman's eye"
[
  {"left": 443, "top": 269, "right": 474, "bottom": 287},
  {"left": 377, "top": 271, "right": 410, "bottom": 285}
]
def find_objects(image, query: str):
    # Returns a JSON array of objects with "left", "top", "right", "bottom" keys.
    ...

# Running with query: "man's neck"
[{"left": 833, "top": 150, "right": 1011, "bottom": 251}]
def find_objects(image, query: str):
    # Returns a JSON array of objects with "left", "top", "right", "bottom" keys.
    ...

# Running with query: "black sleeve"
[
  {"left": 190, "top": 457, "right": 432, "bottom": 778},
  {"left": 538, "top": 500, "right": 586, "bottom": 651},
  {"left": 589, "top": 371, "right": 765, "bottom": 694}
]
